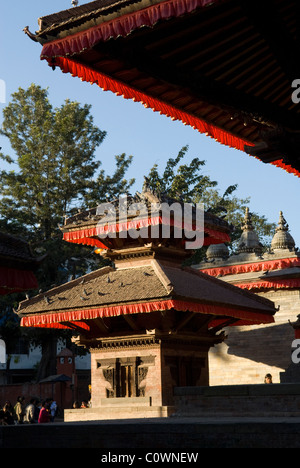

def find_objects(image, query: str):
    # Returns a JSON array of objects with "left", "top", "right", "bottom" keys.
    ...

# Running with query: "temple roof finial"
[
  {"left": 237, "top": 207, "right": 263, "bottom": 254},
  {"left": 271, "top": 211, "right": 295, "bottom": 250},
  {"left": 241, "top": 207, "right": 253, "bottom": 231}
]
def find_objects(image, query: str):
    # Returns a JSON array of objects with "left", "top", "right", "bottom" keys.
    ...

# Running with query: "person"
[
  {"left": 49, "top": 399, "right": 57, "bottom": 422},
  {"left": 80, "top": 400, "right": 88, "bottom": 408},
  {"left": 3, "top": 401, "right": 14, "bottom": 425},
  {"left": 38, "top": 400, "right": 50, "bottom": 423},
  {"left": 264, "top": 373, "right": 273, "bottom": 384},
  {"left": 73, "top": 401, "right": 80, "bottom": 409},
  {"left": 0, "top": 405, "right": 5, "bottom": 425},
  {"left": 14, "top": 396, "right": 25, "bottom": 424},
  {"left": 24, "top": 398, "right": 38, "bottom": 424}
]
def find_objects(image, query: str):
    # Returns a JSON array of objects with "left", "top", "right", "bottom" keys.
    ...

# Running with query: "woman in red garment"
[{"left": 38, "top": 401, "right": 50, "bottom": 423}]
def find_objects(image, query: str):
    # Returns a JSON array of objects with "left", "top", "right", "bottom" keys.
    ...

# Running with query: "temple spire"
[
  {"left": 237, "top": 207, "right": 263, "bottom": 255},
  {"left": 271, "top": 211, "right": 295, "bottom": 250}
]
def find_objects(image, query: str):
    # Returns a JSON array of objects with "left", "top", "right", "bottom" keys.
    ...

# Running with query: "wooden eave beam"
[
  {"left": 92, "top": 317, "right": 111, "bottom": 334},
  {"left": 122, "top": 314, "right": 139, "bottom": 331},
  {"left": 196, "top": 315, "right": 216, "bottom": 333},
  {"left": 173, "top": 311, "right": 195, "bottom": 332}
]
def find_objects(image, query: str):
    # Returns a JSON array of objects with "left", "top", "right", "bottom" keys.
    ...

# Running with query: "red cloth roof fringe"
[
  {"left": 200, "top": 257, "right": 300, "bottom": 278},
  {"left": 62, "top": 215, "right": 231, "bottom": 248},
  {"left": 49, "top": 55, "right": 251, "bottom": 153},
  {"left": 234, "top": 278, "right": 300, "bottom": 291},
  {"left": 20, "top": 297, "right": 274, "bottom": 329},
  {"left": 40, "top": 0, "right": 219, "bottom": 58}
]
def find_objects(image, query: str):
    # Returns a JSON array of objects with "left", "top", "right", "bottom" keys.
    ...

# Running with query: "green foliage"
[
  {"left": 85, "top": 153, "right": 135, "bottom": 205},
  {"left": 146, "top": 145, "right": 217, "bottom": 202},
  {"left": 0, "top": 85, "right": 105, "bottom": 240}
]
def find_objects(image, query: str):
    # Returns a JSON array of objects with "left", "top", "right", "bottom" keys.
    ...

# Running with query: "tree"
[
  {"left": 0, "top": 85, "right": 103, "bottom": 240},
  {"left": 145, "top": 145, "right": 218, "bottom": 202},
  {"left": 0, "top": 84, "right": 135, "bottom": 380},
  {"left": 84, "top": 153, "right": 135, "bottom": 206}
]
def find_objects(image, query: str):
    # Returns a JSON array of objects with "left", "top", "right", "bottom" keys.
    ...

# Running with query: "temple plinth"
[{"left": 17, "top": 190, "right": 277, "bottom": 420}]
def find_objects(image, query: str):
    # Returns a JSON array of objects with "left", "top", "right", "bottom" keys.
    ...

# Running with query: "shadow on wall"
[{"left": 224, "top": 323, "right": 294, "bottom": 369}]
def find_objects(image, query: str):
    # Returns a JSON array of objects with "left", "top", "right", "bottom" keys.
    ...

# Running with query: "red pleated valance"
[
  {"left": 50, "top": 56, "right": 251, "bottom": 153},
  {"left": 0, "top": 266, "right": 38, "bottom": 295},
  {"left": 234, "top": 278, "right": 300, "bottom": 291},
  {"left": 47, "top": 58, "right": 300, "bottom": 178},
  {"left": 41, "top": 0, "right": 219, "bottom": 58},
  {"left": 63, "top": 215, "right": 230, "bottom": 248},
  {"left": 200, "top": 257, "right": 300, "bottom": 278},
  {"left": 20, "top": 298, "right": 274, "bottom": 330}
]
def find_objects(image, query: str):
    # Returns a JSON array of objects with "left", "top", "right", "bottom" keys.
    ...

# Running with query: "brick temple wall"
[{"left": 209, "top": 290, "right": 300, "bottom": 385}]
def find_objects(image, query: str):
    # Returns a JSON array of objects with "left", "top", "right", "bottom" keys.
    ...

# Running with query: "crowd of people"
[
  {"left": 0, "top": 396, "right": 58, "bottom": 425},
  {"left": 0, "top": 396, "right": 92, "bottom": 425}
]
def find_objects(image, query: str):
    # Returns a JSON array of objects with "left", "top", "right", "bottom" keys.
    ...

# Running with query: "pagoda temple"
[
  {"left": 196, "top": 208, "right": 300, "bottom": 385},
  {"left": 17, "top": 189, "right": 277, "bottom": 420}
]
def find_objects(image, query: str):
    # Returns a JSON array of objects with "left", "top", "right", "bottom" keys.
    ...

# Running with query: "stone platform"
[
  {"left": 3, "top": 384, "right": 300, "bottom": 448},
  {"left": 2, "top": 416, "right": 300, "bottom": 448},
  {"left": 65, "top": 396, "right": 175, "bottom": 421}
]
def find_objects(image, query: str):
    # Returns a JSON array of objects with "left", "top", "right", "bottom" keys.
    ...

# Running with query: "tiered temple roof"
[
  {"left": 17, "top": 190, "right": 277, "bottom": 343},
  {"left": 25, "top": 0, "right": 300, "bottom": 177}
]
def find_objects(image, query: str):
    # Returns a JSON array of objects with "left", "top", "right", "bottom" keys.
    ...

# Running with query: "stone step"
[{"left": 64, "top": 405, "right": 175, "bottom": 422}]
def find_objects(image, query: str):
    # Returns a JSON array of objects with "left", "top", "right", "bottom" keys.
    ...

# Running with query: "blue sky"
[{"left": 1, "top": 1, "right": 300, "bottom": 247}]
